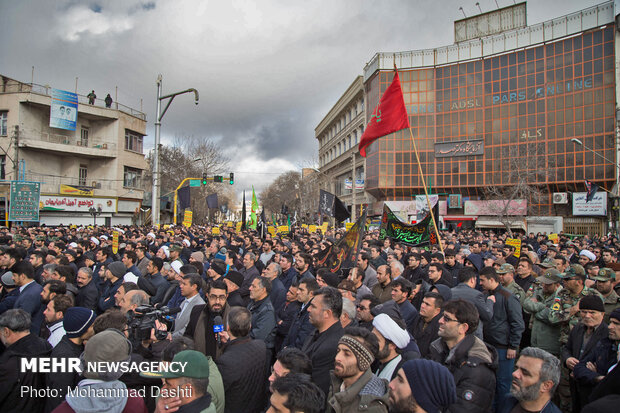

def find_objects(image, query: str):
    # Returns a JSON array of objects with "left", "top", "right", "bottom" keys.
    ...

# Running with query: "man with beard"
[
  {"left": 42, "top": 295, "right": 71, "bottom": 347},
  {"left": 184, "top": 279, "right": 230, "bottom": 359},
  {"left": 326, "top": 326, "right": 389, "bottom": 412},
  {"left": 75, "top": 266, "right": 98, "bottom": 310},
  {"left": 283, "top": 278, "right": 318, "bottom": 349},
  {"left": 295, "top": 252, "right": 314, "bottom": 281},
  {"left": 279, "top": 253, "right": 297, "bottom": 291},
  {"left": 388, "top": 359, "right": 456, "bottom": 413},
  {"left": 373, "top": 265, "right": 393, "bottom": 304},
  {"left": 372, "top": 313, "right": 411, "bottom": 381},
  {"left": 411, "top": 292, "right": 444, "bottom": 358},
  {"left": 498, "top": 347, "right": 561, "bottom": 413},
  {"left": 268, "top": 374, "right": 325, "bottom": 413},
  {"left": 239, "top": 252, "right": 260, "bottom": 305}
]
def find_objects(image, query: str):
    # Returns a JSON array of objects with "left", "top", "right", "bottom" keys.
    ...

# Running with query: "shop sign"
[{"left": 40, "top": 195, "right": 117, "bottom": 212}]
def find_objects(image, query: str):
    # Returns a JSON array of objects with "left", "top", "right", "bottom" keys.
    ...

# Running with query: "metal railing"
[
  {"left": 19, "top": 127, "right": 117, "bottom": 152},
  {"left": 24, "top": 173, "right": 118, "bottom": 193},
  {"left": 1, "top": 80, "right": 147, "bottom": 121}
]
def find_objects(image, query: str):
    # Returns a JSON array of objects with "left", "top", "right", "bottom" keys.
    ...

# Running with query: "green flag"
[{"left": 249, "top": 186, "right": 259, "bottom": 230}]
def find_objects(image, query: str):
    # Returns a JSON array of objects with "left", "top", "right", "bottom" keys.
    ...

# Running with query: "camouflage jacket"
[
  {"left": 548, "top": 286, "right": 603, "bottom": 344},
  {"left": 504, "top": 281, "right": 526, "bottom": 306},
  {"left": 603, "top": 290, "right": 620, "bottom": 324}
]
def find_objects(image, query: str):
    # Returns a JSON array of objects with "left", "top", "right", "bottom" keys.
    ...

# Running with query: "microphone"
[{"left": 213, "top": 315, "right": 224, "bottom": 345}]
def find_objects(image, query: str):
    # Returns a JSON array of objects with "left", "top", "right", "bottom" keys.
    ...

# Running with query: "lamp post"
[
  {"left": 152, "top": 75, "right": 199, "bottom": 227},
  {"left": 89, "top": 206, "right": 102, "bottom": 226},
  {"left": 571, "top": 138, "right": 620, "bottom": 194}
]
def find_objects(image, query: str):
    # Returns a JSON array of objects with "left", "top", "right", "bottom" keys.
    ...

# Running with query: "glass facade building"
[{"left": 364, "top": 24, "right": 616, "bottom": 216}]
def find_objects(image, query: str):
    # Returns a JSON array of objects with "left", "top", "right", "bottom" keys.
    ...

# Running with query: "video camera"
[{"left": 126, "top": 305, "right": 180, "bottom": 342}]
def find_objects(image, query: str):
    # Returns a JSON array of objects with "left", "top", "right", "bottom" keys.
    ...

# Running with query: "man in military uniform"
[
  {"left": 522, "top": 268, "right": 563, "bottom": 357},
  {"left": 591, "top": 267, "right": 620, "bottom": 323},
  {"left": 548, "top": 265, "right": 602, "bottom": 412},
  {"left": 34, "top": 235, "right": 46, "bottom": 250},
  {"left": 496, "top": 263, "right": 525, "bottom": 305}
]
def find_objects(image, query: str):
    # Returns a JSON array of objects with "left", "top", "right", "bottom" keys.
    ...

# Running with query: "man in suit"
[
  {"left": 172, "top": 273, "right": 206, "bottom": 338},
  {"left": 12, "top": 260, "right": 43, "bottom": 334}
]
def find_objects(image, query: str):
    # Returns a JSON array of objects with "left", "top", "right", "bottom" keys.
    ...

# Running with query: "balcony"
[
  {"left": 24, "top": 173, "right": 118, "bottom": 195},
  {"left": 19, "top": 127, "right": 117, "bottom": 158}
]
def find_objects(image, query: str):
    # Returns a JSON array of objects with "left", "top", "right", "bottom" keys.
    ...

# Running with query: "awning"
[
  {"left": 475, "top": 216, "right": 527, "bottom": 230},
  {"left": 443, "top": 215, "right": 477, "bottom": 221}
]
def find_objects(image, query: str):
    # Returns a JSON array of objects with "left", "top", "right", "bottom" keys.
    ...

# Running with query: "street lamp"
[
  {"left": 89, "top": 206, "right": 102, "bottom": 226},
  {"left": 152, "top": 75, "right": 199, "bottom": 227},
  {"left": 571, "top": 138, "right": 620, "bottom": 195}
]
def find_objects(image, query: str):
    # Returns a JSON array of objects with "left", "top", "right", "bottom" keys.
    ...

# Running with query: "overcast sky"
[{"left": 0, "top": 0, "right": 603, "bottom": 197}]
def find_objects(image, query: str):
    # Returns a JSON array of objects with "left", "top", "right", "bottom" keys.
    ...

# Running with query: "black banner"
[
  {"left": 316, "top": 210, "right": 367, "bottom": 272},
  {"left": 380, "top": 204, "right": 437, "bottom": 247}
]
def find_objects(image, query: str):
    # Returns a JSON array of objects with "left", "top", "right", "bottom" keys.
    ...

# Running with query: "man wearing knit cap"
[
  {"left": 207, "top": 258, "right": 227, "bottom": 282},
  {"left": 573, "top": 307, "right": 620, "bottom": 410},
  {"left": 561, "top": 295, "right": 608, "bottom": 412},
  {"left": 327, "top": 326, "right": 389, "bottom": 412},
  {"left": 388, "top": 359, "right": 456, "bottom": 413},
  {"left": 53, "top": 330, "right": 148, "bottom": 413},
  {"left": 98, "top": 261, "right": 126, "bottom": 313},
  {"left": 45, "top": 306, "right": 97, "bottom": 411},
  {"left": 371, "top": 313, "right": 411, "bottom": 381},
  {"left": 223, "top": 270, "right": 245, "bottom": 307}
]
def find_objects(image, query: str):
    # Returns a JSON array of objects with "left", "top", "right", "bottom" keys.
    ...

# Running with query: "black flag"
[
  {"left": 206, "top": 193, "right": 219, "bottom": 209},
  {"left": 241, "top": 191, "right": 247, "bottom": 230},
  {"left": 585, "top": 180, "right": 598, "bottom": 202},
  {"left": 178, "top": 186, "right": 191, "bottom": 209}
]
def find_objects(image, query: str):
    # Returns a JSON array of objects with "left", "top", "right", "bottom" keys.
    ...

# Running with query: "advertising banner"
[
  {"left": 60, "top": 184, "right": 94, "bottom": 196},
  {"left": 50, "top": 89, "right": 78, "bottom": 131},
  {"left": 40, "top": 196, "right": 116, "bottom": 212}
]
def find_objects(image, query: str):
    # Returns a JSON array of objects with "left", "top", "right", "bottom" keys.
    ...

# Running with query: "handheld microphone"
[{"left": 213, "top": 315, "right": 224, "bottom": 345}]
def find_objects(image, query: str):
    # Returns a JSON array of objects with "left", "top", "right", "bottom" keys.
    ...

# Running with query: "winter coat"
[
  {"left": 248, "top": 297, "right": 276, "bottom": 348},
  {"left": 483, "top": 285, "right": 525, "bottom": 350},
  {"left": 429, "top": 334, "right": 498, "bottom": 413},
  {"left": 184, "top": 303, "right": 231, "bottom": 359},
  {"left": 75, "top": 279, "right": 99, "bottom": 311},
  {"left": 282, "top": 300, "right": 315, "bottom": 349},
  {"left": 327, "top": 369, "right": 389, "bottom": 413},
  {"left": 302, "top": 321, "right": 345, "bottom": 398},
  {"left": 44, "top": 336, "right": 84, "bottom": 412},
  {"left": 450, "top": 283, "right": 494, "bottom": 339},
  {"left": 14, "top": 280, "right": 44, "bottom": 334},
  {"left": 215, "top": 336, "right": 269, "bottom": 413},
  {"left": 0, "top": 333, "right": 52, "bottom": 413},
  {"left": 410, "top": 311, "right": 441, "bottom": 358}
]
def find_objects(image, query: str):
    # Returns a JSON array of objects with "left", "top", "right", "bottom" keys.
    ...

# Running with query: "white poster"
[
  {"left": 40, "top": 196, "right": 117, "bottom": 213},
  {"left": 572, "top": 192, "right": 607, "bottom": 216}
]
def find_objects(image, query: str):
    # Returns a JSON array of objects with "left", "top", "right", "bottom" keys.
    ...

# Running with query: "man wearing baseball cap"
[
  {"left": 147, "top": 350, "right": 216, "bottom": 413},
  {"left": 496, "top": 263, "right": 525, "bottom": 305},
  {"left": 522, "top": 268, "right": 563, "bottom": 357},
  {"left": 591, "top": 268, "right": 620, "bottom": 323}
]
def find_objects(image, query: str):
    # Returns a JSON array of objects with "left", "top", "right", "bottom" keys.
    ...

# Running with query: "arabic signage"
[
  {"left": 183, "top": 210, "right": 193, "bottom": 227},
  {"left": 505, "top": 238, "right": 522, "bottom": 258},
  {"left": 572, "top": 192, "right": 607, "bottom": 216},
  {"left": 112, "top": 231, "right": 119, "bottom": 255},
  {"left": 434, "top": 139, "right": 484, "bottom": 158},
  {"left": 40, "top": 196, "right": 117, "bottom": 212},
  {"left": 464, "top": 199, "right": 527, "bottom": 216},
  {"left": 9, "top": 181, "right": 41, "bottom": 222},
  {"left": 60, "top": 184, "right": 94, "bottom": 196},
  {"left": 50, "top": 88, "right": 78, "bottom": 131},
  {"left": 380, "top": 204, "right": 437, "bottom": 247}
]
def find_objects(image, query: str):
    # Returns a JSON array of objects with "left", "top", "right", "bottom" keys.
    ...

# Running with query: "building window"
[
  {"left": 124, "top": 167, "right": 142, "bottom": 188},
  {"left": 80, "top": 127, "right": 89, "bottom": 147},
  {"left": 0, "top": 155, "right": 5, "bottom": 179},
  {"left": 0, "top": 111, "right": 7, "bottom": 136},
  {"left": 79, "top": 164, "right": 88, "bottom": 186},
  {"left": 125, "top": 130, "right": 143, "bottom": 153}
]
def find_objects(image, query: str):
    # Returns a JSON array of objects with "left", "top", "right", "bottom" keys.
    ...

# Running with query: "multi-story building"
[
  {"left": 351, "top": 1, "right": 617, "bottom": 235},
  {"left": 0, "top": 75, "right": 148, "bottom": 226},
  {"left": 315, "top": 76, "right": 371, "bottom": 221}
]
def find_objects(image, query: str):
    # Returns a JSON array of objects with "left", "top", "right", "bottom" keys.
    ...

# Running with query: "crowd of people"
[{"left": 0, "top": 224, "right": 619, "bottom": 413}]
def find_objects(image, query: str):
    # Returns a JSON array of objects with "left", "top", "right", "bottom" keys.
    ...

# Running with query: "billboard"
[
  {"left": 572, "top": 192, "right": 607, "bottom": 216},
  {"left": 50, "top": 89, "right": 78, "bottom": 131},
  {"left": 40, "top": 196, "right": 117, "bottom": 213}
]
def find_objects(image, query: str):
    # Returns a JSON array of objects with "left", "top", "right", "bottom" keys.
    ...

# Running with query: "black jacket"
[
  {"left": 75, "top": 280, "right": 99, "bottom": 311},
  {"left": 410, "top": 312, "right": 441, "bottom": 358},
  {"left": 44, "top": 336, "right": 84, "bottom": 412},
  {"left": 429, "top": 334, "right": 498, "bottom": 413},
  {"left": 483, "top": 285, "right": 525, "bottom": 350},
  {"left": 282, "top": 300, "right": 315, "bottom": 349},
  {"left": 215, "top": 336, "right": 269, "bottom": 413},
  {"left": 561, "top": 322, "right": 608, "bottom": 368},
  {"left": 275, "top": 300, "right": 301, "bottom": 351},
  {"left": 302, "top": 321, "right": 344, "bottom": 398},
  {"left": 0, "top": 333, "right": 52, "bottom": 413}
]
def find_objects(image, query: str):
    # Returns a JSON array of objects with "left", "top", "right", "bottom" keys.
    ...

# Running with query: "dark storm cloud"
[{"left": 0, "top": 0, "right": 604, "bottom": 194}]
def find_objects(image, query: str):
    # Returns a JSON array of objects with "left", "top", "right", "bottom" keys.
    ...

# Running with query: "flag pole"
[{"left": 407, "top": 127, "right": 444, "bottom": 253}]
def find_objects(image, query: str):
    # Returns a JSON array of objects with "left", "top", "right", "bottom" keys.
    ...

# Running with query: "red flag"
[{"left": 358, "top": 70, "right": 410, "bottom": 157}]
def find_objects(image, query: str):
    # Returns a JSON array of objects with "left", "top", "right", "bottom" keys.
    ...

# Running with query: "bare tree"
[
  {"left": 145, "top": 135, "right": 231, "bottom": 224},
  {"left": 259, "top": 171, "right": 301, "bottom": 222},
  {"left": 483, "top": 141, "right": 553, "bottom": 237}
]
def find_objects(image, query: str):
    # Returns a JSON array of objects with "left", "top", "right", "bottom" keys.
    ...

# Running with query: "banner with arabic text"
[{"left": 380, "top": 204, "right": 437, "bottom": 247}]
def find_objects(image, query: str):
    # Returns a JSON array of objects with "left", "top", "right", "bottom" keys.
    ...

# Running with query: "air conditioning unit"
[
  {"left": 553, "top": 192, "right": 568, "bottom": 204},
  {"left": 91, "top": 181, "right": 102, "bottom": 189}
]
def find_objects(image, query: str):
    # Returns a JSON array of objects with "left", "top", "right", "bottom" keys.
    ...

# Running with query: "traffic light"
[
  {"left": 229, "top": 173, "right": 234, "bottom": 185},
  {"left": 214, "top": 175, "right": 223, "bottom": 183},
  {"left": 202, "top": 173, "right": 208, "bottom": 185}
]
